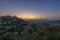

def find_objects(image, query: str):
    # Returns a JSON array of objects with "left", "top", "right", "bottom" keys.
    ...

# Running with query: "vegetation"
[{"left": 0, "top": 15, "right": 60, "bottom": 40}]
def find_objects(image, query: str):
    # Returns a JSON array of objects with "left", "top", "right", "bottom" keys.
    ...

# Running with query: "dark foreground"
[{"left": 0, "top": 16, "right": 60, "bottom": 40}]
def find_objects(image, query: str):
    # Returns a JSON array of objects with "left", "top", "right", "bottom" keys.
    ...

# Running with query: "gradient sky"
[{"left": 0, "top": 0, "right": 60, "bottom": 20}]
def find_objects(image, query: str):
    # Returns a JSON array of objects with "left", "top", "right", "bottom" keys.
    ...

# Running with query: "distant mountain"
[
  {"left": 26, "top": 20, "right": 60, "bottom": 24},
  {"left": 48, "top": 20, "right": 60, "bottom": 24},
  {"left": 26, "top": 20, "right": 49, "bottom": 23}
]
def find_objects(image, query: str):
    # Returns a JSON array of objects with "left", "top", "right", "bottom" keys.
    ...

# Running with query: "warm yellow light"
[
  {"left": 16, "top": 13, "right": 47, "bottom": 20},
  {"left": 19, "top": 15, "right": 37, "bottom": 20}
]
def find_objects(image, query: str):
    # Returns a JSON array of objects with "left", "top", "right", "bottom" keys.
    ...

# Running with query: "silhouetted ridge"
[{"left": 0, "top": 15, "right": 28, "bottom": 26}]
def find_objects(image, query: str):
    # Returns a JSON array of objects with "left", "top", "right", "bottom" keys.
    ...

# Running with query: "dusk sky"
[{"left": 0, "top": 0, "right": 60, "bottom": 20}]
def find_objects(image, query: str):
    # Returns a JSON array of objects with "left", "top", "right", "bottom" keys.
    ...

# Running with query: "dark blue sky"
[{"left": 0, "top": 0, "right": 60, "bottom": 20}]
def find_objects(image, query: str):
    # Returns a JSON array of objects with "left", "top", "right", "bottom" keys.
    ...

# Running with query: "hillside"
[{"left": 0, "top": 16, "right": 60, "bottom": 40}]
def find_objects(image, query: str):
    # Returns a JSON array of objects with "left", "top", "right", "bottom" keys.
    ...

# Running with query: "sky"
[{"left": 0, "top": 0, "right": 60, "bottom": 20}]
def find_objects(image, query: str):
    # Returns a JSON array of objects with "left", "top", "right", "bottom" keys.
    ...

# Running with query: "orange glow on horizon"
[
  {"left": 17, "top": 15, "right": 47, "bottom": 20},
  {"left": 19, "top": 15, "right": 38, "bottom": 20}
]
